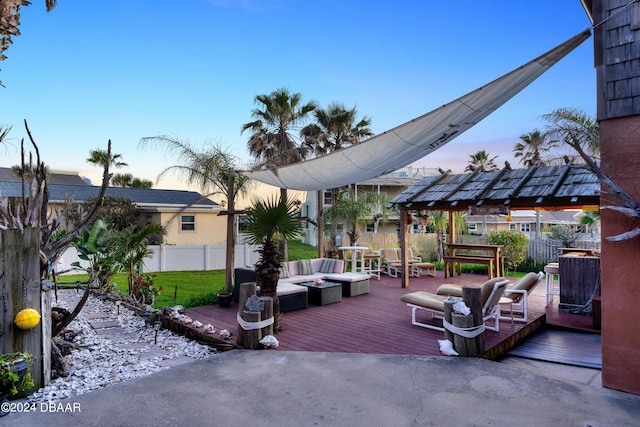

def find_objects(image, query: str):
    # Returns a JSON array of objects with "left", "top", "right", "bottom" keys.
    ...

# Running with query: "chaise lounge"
[{"left": 400, "top": 277, "right": 509, "bottom": 332}]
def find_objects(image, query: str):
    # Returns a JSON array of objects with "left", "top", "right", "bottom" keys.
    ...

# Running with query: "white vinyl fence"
[{"left": 55, "top": 244, "right": 262, "bottom": 275}]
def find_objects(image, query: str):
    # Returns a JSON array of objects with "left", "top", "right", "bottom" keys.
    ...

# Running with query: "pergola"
[{"left": 390, "top": 164, "right": 600, "bottom": 288}]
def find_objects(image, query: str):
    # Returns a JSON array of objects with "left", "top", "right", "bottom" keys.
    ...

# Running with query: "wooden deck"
[{"left": 184, "top": 271, "right": 598, "bottom": 359}]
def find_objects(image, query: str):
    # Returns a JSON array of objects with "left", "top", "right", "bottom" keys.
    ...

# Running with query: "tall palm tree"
[
  {"left": 138, "top": 136, "right": 250, "bottom": 292},
  {"left": 465, "top": 150, "right": 499, "bottom": 172},
  {"left": 514, "top": 129, "right": 547, "bottom": 167},
  {"left": 242, "top": 87, "right": 317, "bottom": 168},
  {"left": 112, "top": 173, "right": 153, "bottom": 189},
  {"left": 301, "top": 102, "right": 373, "bottom": 155},
  {"left": 243, "top": 195, "right": 301, "bottom": 331},
  {"left": 87, "top": 148, "right": 128, "bottom": 169},
  {"left": 300, "top": 102, "right": 374, "bottom": 249},
  {"left": 541, "top": 107, "right": 600, "bottom": 162}
]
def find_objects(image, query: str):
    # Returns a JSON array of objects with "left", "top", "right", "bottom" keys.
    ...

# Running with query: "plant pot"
[
  {"left": 217, "top": 292, "right": 233, "bottom": 308},
  {"left": 0, "top": 358, "right": 29, "bottom": 406}
]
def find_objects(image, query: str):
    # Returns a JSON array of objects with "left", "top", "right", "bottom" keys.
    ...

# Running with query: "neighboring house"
[
  {"left": 301, "top": 166, "right": 440, "bottom": 246},
  {"left": 464, "top": 209, "right": 600, "bottom": 238},
  {"left": 0, "top": 168, "right": 224, "bottom": 245}
]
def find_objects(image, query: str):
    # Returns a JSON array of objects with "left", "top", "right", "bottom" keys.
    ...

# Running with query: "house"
[
  {"left": 300, "top": 166, "right": 440, "bottom": 246},
  {"left": 0, "top": 168, "right": 224, "bottom": 245},
  {"left": 464, "top": 209, "right": 600, "bottom": 238}
]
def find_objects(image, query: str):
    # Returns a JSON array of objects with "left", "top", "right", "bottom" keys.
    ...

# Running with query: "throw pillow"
[
  {"left": 319, "top": 259, "right": 336, "bottom": 274},
  {"left": 298, "top": 259, "right": 313, "bottom": 275},
  {"left": 279, "top": 263, "right": 290, "bottom": 278}
]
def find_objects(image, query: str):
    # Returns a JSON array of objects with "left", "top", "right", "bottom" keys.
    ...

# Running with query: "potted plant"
[
  {"left": 0, "top": 352, "right": 35, "bottom": 399},
  {"left": 217, "top": 291, "right": 233, "bottom": 307}
]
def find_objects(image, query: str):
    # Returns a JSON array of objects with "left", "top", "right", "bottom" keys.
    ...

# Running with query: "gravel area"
[{"left": 25, "top": 290, "right": 215, "bottom": 404}]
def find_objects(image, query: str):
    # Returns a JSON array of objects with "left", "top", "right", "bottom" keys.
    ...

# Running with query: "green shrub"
[{"left": 488, "top": 230, "right": 528, "bottom": 275}]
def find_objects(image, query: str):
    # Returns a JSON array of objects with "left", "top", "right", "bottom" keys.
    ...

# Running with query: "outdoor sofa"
[{"left": 234, "top": 258, "right": 371, "bottom": 312}]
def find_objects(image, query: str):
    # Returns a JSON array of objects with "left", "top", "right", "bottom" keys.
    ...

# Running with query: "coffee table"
[{"left": 301, "top": 281, "right": 342, "bottom": 306}]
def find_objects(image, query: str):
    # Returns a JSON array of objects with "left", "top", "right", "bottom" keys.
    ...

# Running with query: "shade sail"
[{"left": 244, "top": 29, "right": 591, "bottom": 191}]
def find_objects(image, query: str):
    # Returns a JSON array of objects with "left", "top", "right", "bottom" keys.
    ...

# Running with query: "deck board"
[
  {"left": 183, "top": 271, "right": 597, "bottom": 359},
  {"left": 508, "top": 329, "right": 602, "bottom": 368}
]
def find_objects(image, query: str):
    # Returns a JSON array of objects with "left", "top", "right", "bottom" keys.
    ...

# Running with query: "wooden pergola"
[{"left": 390, "top": 164, "right": 600, "bottom": 288}]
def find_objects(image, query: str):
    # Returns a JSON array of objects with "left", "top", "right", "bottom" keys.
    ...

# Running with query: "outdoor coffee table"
[{"left": 301, "top": 281, "right": 342, "bottom": 306}]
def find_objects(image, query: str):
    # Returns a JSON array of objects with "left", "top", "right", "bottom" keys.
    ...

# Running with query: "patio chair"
[
  {"left": 380, "top": 248, "right": 402, "bottom": 277},
  {"left": 400, "top": 278, "right": 509, "bottom": 332},
  {"left": 499, "top": 271, "right": 544, "bottom": 323}
]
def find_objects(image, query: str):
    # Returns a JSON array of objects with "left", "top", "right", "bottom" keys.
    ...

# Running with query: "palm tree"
[
  {"left": 541, "top": 107, "right": 600, "bottom": 162},
  {"left": 301, "top": 102, "right": 373, "bottom": 155},
  {"left": 300, "top": 102, "right": 374, "bottom": 250},
  {"left": 514, "top": 129, "right": 547, "bottom": 167},
  {"left": 322, "top": 189, "right": 384, "bottom": 246},
  {"left": 138, "top": 136, "right": 250, "bottom": 292},
  {"left": 111, "top": 223, "right": 165, "bottom": 296},
  {"left": 465, "top": 150, "right": 499, "bottom": 172},
  {"left": 242, "top": 88, "right": 317, "bottom": 169},
  {"left": 243, "top": 195, "right": 301, "bottom": 331},
  {"left": 87, "top": 148, "right": 128, "bottom": 169},
  {"left": 112, "top": 173, "right": 153, "bottom": 189}
]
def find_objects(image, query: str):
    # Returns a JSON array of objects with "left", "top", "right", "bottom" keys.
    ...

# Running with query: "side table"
[{"left": 301, "top": 282, "right": 342, "bottom": 306}]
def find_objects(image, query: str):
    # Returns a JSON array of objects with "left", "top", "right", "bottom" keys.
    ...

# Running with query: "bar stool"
[{"left": 544, "top": 262, "right": 560, "bottom": 307}]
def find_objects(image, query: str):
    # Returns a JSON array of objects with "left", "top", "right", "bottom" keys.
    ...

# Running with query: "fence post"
[{"left": 0, "top": 228, "right": 50, "bottom": 391}]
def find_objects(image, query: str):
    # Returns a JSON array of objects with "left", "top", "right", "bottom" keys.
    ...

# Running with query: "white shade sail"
[{"left": 244, "top": 29, "right": 591, "bottom": 191}]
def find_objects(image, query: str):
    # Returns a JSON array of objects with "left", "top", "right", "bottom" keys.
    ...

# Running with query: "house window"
[
  {"left": 181, "top": 215, "right": 195, "bottom": 231},
  {"left": 468, "top": 223, "right": 477, "bottom": 232},
  {"left": 366, "top": 223, "right": 375, "bottom": 233},
  {"left": 509, "top": 224, "right": 516, "bottom": 231},
  {"left": 323, "top": 191, "right": 333, "bottom": 206},
  {"left": 520, "top": 223, "right": 530, "bottom": 233}
]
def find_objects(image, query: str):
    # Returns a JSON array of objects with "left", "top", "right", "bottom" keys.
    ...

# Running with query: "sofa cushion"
[
  {"left": 298, "top": 259, "right": 313, "bottom": 275},
  {"left": 319, "top": 258, "right": 338, "bottom": 274},
  {"left": 279, "top": 263, "right": 290, "bottom": 278},
  {"left": 277, "top": 282, "right": 308, "bottom": 296}
]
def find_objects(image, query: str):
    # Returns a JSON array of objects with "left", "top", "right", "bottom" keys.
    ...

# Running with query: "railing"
[{"left": 348, "top": 232, "right": 601, "bottom": 265}]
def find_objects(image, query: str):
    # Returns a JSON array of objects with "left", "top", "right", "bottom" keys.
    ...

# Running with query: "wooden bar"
[{"left": 446, "top": 243, "right": 503, "bottom": 278}]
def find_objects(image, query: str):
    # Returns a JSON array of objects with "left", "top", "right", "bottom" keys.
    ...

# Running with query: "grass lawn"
[{"left": 60, "top": 270, "right": 226, "bottom": 310}]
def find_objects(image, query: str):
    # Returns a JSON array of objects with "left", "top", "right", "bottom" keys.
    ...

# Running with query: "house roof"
[
  {"left": 0, "top": 182, "right": 219, "bottom": 208},
  {"left": 0, "top": 167, "right": 88, "bottom": 186},
  {"left": 391, "top": 164, "right": 600, "bottom": 211}
]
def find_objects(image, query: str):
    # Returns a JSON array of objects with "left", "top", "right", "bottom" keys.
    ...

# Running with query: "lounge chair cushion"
[
  {"left": 504, "top": 272, "right": 541, "bottom": 302},
  {"left": 298, "top": 259, "right": 314, "bottom": 275},
  {"left": 400, "top": 291, "right": 446, "bottom": 312},
  {"left": 436, "top": 277, "right": 506, "bottom": 302}
]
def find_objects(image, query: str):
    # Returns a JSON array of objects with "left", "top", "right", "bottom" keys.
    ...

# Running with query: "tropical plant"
[
  {"left": 71, "top": 219, "right": 119, "bottom": 292},
  {"left": 110, "top": 223, "right": 165, "bottom": 294},
  {"left": 548, "top": 224, "right": 578, "bottom": 248},
  {"left": 0, "top": 351, "right": 34, "bottom": 397},
  {"left": 465, "top": 150, "right": 499, "bottom": 172},
  {"left": 66, "top": 195, "right": 141, "bottom": 231},
  {"left": 323, "top": 189, "right": 386, "bottom": 246},
  {"left": 301, "top": 102, "right": 374, "bottom": 249},
  {"left": 138, "top": 136, "right": 250, "bottom": 291},
  {"left": 242, "top": 87, "right": 317, "bottom": 168},
  {"left": 487, "top": 230, "right": 528, "bottom": 275},
  {"left": 541, "top": 107, "right": 600, "bottom": 162},
  {"left": 514, "top": 129, "right": 548, "bottom": 167},
  {"left": 130, "top": 273, "right": 162, "bottom": 306},
  {"left": 111, "top": 173, "right": 153, "bottom": 189},
  {"left": 87, "top": 148, "right": 128, "bottom": 170},
  {"left": 301, "top": 102, "right": 373, "bottom": 156},
  {"left": 580, "top": 210, "right": 600, "bottom": 236},
  {"left": 243, "top": 195, "right": 302, "bottom": 331}
]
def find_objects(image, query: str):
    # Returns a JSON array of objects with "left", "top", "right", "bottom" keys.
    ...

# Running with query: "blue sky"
[{"left": 1, "top": 1, "right": 594, "bottom": 193}]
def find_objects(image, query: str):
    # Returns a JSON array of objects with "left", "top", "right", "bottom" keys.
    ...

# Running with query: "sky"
[{"left": 1, "top": 1, "right": 595, "bottom": 199}]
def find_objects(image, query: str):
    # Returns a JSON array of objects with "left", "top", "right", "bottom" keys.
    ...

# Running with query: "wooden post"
[
  {"left": 400, "top": 209, "right": 409, "bottom": 288},
  {"left": 241, "top": 309, "right": 261, "bottom": 350},
  {"left": 0, "top": 228, "right": 49, "bottom": 391},
  {"left": 224, "top": 167, "right": 236, "bottom": 293},
  {"left": 462, "top": 286, "right": 484, "bottom": 355},
  {"left": 452, "top": 313, "right": 478, "bottom": 357},
  {"left": 443, "top": 299, "right": 455, "bottom": 343},
  {"left": 236, "top": 282, "right": 256, "bottom": 348},
  {"left": 317, "top": 190, "right": 324, "bottom": 258},
  {"left": 259, "top": 296, "right": 273, "bottom": 337}
]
